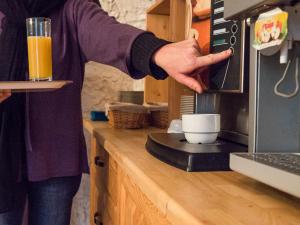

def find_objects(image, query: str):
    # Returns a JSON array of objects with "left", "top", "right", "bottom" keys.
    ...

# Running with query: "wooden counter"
[{"left": 84, "top": 119, "right": 300, "bottom": 225}]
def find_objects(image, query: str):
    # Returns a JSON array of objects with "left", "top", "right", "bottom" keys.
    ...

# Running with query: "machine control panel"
[{"left": 209, "top": 0, "right": 249, "bottom": 93}]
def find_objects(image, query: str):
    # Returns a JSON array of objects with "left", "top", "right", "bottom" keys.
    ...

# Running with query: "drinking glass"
[{"left": 26, "top": 17, "right": 52, "bottom": 81}]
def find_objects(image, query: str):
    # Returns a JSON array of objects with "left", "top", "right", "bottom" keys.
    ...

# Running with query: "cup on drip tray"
[{"left": 182, "top": 114, "right": 220, "bottom": 144}]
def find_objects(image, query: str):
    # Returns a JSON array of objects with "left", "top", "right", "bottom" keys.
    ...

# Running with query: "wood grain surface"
[{"left": 84, "top": 120, "right": 300, "bottom": 225}]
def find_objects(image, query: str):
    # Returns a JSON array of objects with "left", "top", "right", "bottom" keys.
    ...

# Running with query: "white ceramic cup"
[
  {"left": 182, "top": 114, "right": 221, "bottom": 144},
  {"left": 182, "top": 114, "right": 220, "bottom": 133},
  {"left": 184, "top": 133, "right": 219, "bottom": 144}
]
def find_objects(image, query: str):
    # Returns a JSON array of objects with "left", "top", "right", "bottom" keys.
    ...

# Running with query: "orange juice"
[{"left": 27, "top": 36, "right": 52, "bottom": 80}]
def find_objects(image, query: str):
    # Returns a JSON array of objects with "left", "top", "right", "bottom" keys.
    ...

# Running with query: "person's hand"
[
  {"left": 0, "top": 90, "right": 11, "bottom": 103},
  {"left": 152, "top": 39, "right": 232, "bottom": 93}
]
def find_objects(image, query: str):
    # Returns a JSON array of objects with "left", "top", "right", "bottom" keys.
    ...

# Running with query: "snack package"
[
  {"left": 193, "top": 0, "right": 211, "bottom": 19},
  {"left": 253, "top": 8, "right": 288, "bottom": 50}
]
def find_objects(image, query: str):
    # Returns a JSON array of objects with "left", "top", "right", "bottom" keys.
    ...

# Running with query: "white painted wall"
[{"left": 71, "top": 1, "right": 154, "bottom": 225}]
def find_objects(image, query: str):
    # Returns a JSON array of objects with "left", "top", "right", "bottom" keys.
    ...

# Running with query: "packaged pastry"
[
  {"left": 193, "top": 0, "right": 211, "bottom": 19},
  {"left": 253, "top": 8, "right": 288, "bottom": 50}
]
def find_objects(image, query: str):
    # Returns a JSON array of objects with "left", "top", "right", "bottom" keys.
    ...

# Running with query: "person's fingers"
[
  {"left": 191, "top": 39, "right": 202, "bottom": 54},
  {"left": 187, "top": 66, "right": 209, "bottom": 88},
  {"left": 189, "top": 67, "right": 207, "bottom": 79},
  {"left": 196, "top": 49, "right": 232, "bottom": 68},
  {"left": 171, "top": 73, "right": 203, "bottom": 93},
  {"left": 196, "top": 66, "right": 209, "bottom": 74},
  {"left": 190, "top": 69, "right": 208, "bottom": 91},
  {"left": 198, "top": 76, "right": 208, "bottom": 91}
]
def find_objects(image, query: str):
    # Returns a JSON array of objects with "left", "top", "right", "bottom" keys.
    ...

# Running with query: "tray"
[{"left": 0, "top": 81, "right": 73, "bottom": 92}]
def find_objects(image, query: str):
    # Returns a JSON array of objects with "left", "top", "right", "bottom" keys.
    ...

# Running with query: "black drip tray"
[{"left": 146, "top": 133, "right": 248, "bottom": 172}]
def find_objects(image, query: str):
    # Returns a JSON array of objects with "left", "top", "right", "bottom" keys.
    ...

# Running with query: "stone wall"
[{"left": 71, "top": 1, "right": 154, "bottom": 225}]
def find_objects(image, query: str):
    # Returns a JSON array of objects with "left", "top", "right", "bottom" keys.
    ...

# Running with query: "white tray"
[{"left": 0, "top": 81, "right": 73, "bottom": 92}]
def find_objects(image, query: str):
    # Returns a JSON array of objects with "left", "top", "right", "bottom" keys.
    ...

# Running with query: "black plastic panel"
[
  {"left": 146, "top": 133, "right": 248, "bottom": 172},
  {"left": 209, "top": 0, "right": 249, "bottom": 93}
]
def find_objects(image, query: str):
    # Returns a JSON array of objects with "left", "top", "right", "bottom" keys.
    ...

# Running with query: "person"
[{"left": 0, "top": 0, "right": 231, "bottom": 225}]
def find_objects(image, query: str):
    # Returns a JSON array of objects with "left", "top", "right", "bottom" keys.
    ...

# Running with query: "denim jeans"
[{"left": 0, "top": 175, "right": 81, "bottom": 225}]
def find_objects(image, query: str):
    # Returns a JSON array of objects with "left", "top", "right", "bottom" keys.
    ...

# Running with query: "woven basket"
[
  {"left": 143, "top": 113, "right": 151, "bottom": 128},
  {"left": 144, "top": 103, "right": 168, "bottom": 129},
  {"left": 150, "top": 111, "right": 169, "bottom": 129},
  {"left": 108, "top": 110, "right": 148, "bottom": 129}
]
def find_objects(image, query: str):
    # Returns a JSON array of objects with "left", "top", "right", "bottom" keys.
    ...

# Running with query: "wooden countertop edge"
[
  {"left": 101, "top": 133, "right": 203, "bottom": 225},
  {"left": 83, "top": 119, "right": 103, "bottom": 134},
  {"left": 94, "top": 128, "right": 203, "bottom": 225}
]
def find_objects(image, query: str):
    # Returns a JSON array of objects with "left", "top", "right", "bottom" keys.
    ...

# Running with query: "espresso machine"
[
  {"left": 224, "top": 0, "right": 300, "bottom": 198},
  {"left": 146, "top": 0, "right": 300, "bottom": 181}
]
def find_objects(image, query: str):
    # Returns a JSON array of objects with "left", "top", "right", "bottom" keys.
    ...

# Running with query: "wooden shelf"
[
  {"left": 147, "top": 0, "right": 170, "bottom": 15},
  {"left": 145, "top": 0, "right": 171, "bottom": 104},
  {"left": 145, "top": 0, "right": 194, "bottom": 121}
]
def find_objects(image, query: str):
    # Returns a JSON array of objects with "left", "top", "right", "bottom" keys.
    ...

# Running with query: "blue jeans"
[{"left": 0, "top": 175, "right": 81, "bottom": 225}]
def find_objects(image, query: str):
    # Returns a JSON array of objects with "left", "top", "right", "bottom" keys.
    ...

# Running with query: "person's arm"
[
  {"left": 131, "top": 36, "right": 232, "bottom": 92},
  {"left": 130, "top": 33, "right": 170, "bottom": 80},
  {"left": 73, "top": 0, "right": 231, "bottom": 93},
  {"left": 73, "top": 0, "right": 153, "bottom": 79},
  {"left": 153, "top": 40, "right": 232, "bottom": 93}
]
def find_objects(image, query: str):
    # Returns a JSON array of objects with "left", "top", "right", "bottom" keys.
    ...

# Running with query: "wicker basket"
[
  {"left": 145, "top": 103, "right": 169, "bottom": 129},
  {"left": 106, "top": 103, "right": 149, "bottom": 129},
  {"left": 143, "top": 113, "right": 151, "bottom": 128},
  {"left": 151, "top": 111, "right": 169, "bottom": 128},
  {"left": 108, "top": 111, "right": 147, "bottom": 129}
]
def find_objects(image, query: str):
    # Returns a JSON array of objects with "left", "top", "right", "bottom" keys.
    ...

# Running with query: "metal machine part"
[
  {"left": 246, "top": 4, "right": 300, "bottom": 153},
  {"left": 224, "top": 0, "right": 296, "bottom": 20},
  {"left": 195, "top": 93, "right": 249, "bottom": 146},
  {"left": 228, "top": 0, "right": 300, "bottom": 197},
  {"left": 230, "top": 153, "right": 300, "bottom": 198},
  {"left": 248, "top": 24, "right": 259, "bottom": 153},
  {"left": 252, "top": 51, "right": 300, "bottom": 153}
]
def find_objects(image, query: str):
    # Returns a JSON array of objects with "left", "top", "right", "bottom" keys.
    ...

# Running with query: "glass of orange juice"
[{"left": 26, "top": 17, "right": 52, "bottom": 81}]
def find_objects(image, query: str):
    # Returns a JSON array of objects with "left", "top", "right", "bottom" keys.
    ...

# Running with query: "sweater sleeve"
[
  {"left": 73, "top": 0, "right": 169, "bottom": 80},
  {"left": 130, "top": 33, "right": 169, "bottom": 80}
]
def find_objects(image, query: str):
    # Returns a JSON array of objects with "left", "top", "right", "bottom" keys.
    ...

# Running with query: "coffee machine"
[
  {"left": 221, "top": 0, "right": 300, "bottom": 153},
  {"left": 146, "top": 0, "right": 300, "bottom": 173},
  {"left": 224, "top": 0, "right": 300, "bottom": 198}
]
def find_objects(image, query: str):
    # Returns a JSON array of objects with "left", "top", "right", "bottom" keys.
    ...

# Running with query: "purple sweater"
[{"left": 0, "top": 0, "right": 146, "bottom": 181}]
